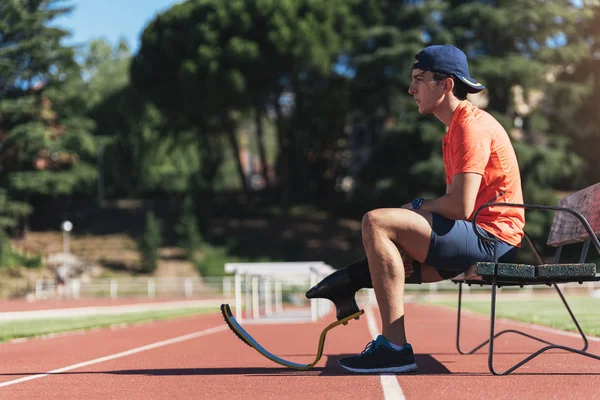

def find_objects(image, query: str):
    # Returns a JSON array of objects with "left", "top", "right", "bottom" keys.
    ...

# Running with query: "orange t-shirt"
[{"left": 443, "top": 101, "right": 525, "bottom": 246}]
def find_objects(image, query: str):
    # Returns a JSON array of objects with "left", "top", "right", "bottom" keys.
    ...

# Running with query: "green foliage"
[
  {"left": 176, "top": 196, "right": 203, "bottom": 261},
  {"left": 9, "top": 163, "right": 98, "bottom": 196},
  {"left": 437, "top": 0, "right": 591, "bottom": 188},
  {"left": 194, "top": 245, "right": 232, "bottom": 278},
  {"left": 352, "top": 117, "right": 446, "bottom": 211},
  {"left": 81, "top": 39, "right": 132, "bottom": 109},
  {"left": 138, "top": 211, "right": 162, "bottom": 274},
  {"left": 0, "top": 308, "right": 214, "bottom": 343},
  {"left": 0, "top": 189, "right": 32, "bottom": 232},
  {"left": 194, "top": 243, "right": 274, "bottom": 278},
  {"left": 0, "top": 246, "right": 43, "bottom": 269},
  {"left": 82, "top": 39, "right": 205, "bottom": 197},
  {"left": 0, "top": 0, "right": 596, "bottom": 275},
  {"left": 545, "top": 4, "right": 600, "bottom": 186},
  {"left": 0, "top": 224, "right": 41, "bottom": 268},
  {"left": 424, "top": 296, "right": 600, "bottom": 337},
  {"left": 0, "top": 0, "right": 98, "bottom": 200},
  {"left": 132, "top": 0, "right": 362, "bottom": 196}
]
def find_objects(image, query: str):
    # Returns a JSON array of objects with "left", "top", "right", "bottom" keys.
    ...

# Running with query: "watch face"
[{"left": 412, "top": 198, "right": 422, "bottom": 210}]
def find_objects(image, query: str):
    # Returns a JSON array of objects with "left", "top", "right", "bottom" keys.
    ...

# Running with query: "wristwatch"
[{"left": 411, "top": 197, "right": 424, "bottom": 210}]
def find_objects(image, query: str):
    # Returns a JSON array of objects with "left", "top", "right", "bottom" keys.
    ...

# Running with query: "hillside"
[{"left": 2, "top": 200, "right": 366, "bottom": 298}]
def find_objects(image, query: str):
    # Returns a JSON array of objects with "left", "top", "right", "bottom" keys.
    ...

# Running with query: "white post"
[
  {"left": 245, "top": 273, "right": 252, "bottom": 319},
  {"left": 35, "top": 280, "right": 42, "bottom": 299},
  {"left": 63, "top": 231, "right": 68, "bottom": 270},
  {"left": 275, "top": 280, "right": 283, "bottom": 313},
  {"left": 235, "top": 273, "right": 243, "bottom": 321},
  {"left": 72, "top": 279, "right": 80, "bottom": 299},
  {"left": 184, "top": 278, "right": 193, "bottom": 298},
  {"left": 429, "top": 282, "right": 438, "bottom": 294},
  {"left": 110, "top": 279, "right": 118, "bottom": 298},
  {"left": 264, "top": 278, "right": 272, "bottom": 315},
  {"left": 61, "top": 221, "right": 73, "bottom": 286},
  {"left": 252, "top": 276, "right": 260, "bottom": 319},
  {"left": 148, "top": 278, "right": 156, "bottom": 298}
]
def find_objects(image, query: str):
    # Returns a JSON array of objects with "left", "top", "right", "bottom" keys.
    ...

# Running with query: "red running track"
[{"left": 0, "top": 301, "right": 599, "bottom": 399}]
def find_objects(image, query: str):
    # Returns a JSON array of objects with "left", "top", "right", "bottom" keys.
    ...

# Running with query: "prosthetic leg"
[
  {"left": 305, "top": 258, "right": 371, "bottom": 322},
  {"left": 305, "top": 257, "right": 422, "bottom": 321},
  {"left": 220, "top": 304, "right": 363, "bottom": 370},
  {"left": 220, "top": 258, "right": 419, "bottom": 370}
]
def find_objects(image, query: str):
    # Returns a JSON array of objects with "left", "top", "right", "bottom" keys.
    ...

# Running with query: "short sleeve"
[{"left": 449, "top": 123, "right": 491, "bottom": 176}]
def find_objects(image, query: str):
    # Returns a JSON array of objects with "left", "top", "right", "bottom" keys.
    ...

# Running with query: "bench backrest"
[{"left": 547, "top": 183, "right": 600, "bottom": 247}]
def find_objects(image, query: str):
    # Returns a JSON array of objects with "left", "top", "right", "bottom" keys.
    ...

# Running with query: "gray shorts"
[{"left": 424, "top": 213, "right": 519, "bottom": 279}]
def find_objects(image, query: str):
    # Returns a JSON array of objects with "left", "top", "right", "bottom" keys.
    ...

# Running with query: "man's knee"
[
  {"left": 361, "top": 209, "right": 382, "bottom": 233},
  {"left": 362, "top": 209, "right": 403, "bottom": 234},
  {"left": 362, "top": 208, "right": 426, "bottom": 238}
]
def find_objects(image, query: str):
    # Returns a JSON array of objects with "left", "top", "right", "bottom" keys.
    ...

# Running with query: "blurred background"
[{"left": 0, "top": 0, "right": 599, "bottom": 301}]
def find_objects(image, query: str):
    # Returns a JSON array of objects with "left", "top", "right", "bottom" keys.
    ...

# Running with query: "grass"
[
  {"left": 0, "top": 307, "right": 214, "bottom": 343},
  {"left": 421, "top": 295, "right": 600, "bottom": 337}
]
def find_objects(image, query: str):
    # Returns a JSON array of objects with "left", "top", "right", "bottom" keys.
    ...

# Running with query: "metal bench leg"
[
  {"left": 456, "top": 282, "right": 556, "bottom": 355},
  {"left": 553, "top": 283, "right": 588, "bottom": 352},
  {"left": 456, "top": 282, "right": 495, "bottom": 354},
  {"left": 487, "top": 280, "right": 600, "bottom": 375}
]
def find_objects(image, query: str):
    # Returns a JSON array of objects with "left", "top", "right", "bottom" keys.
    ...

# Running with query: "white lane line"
[
  {"left": 364, "top": 307, "right": 406, "bottom": 400},
  {"left": 0, "top": 325, "right": 227, "bottom": 388},
  {"left": 0, "top": 299, "right": 229, "bottom": 321}
]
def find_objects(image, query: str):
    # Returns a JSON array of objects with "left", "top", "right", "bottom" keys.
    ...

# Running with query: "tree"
[
  {"left": 546, "top": 3, "right": 600, "bottom": 187},
  {"left": 80, "top": 39, "right": 204, "bottom": 199},
  {"left": 345, "top": 0, "right": 451, "bottom": 210},
  {"left": 0, "top": 0, "right": 97, "bottom": 231},
  {"left": 0, "top": 189, "right": 32, "bottom": 234},
  {"left": 176, "top": 195, "right": 203, "bottom": 261},
  {"left": 131, "top": 0, "right": 361, "bottom": 200},
  {"left": 80, "top": 39, "right": 132, "bottom": 110},
  {"left": 138, "top": 210, "right": 162, "bottom": 273}
]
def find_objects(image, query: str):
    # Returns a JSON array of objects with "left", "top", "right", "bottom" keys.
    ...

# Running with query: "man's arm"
[{"left": 417, "top": 172, "right": 482, "bottom": 220}]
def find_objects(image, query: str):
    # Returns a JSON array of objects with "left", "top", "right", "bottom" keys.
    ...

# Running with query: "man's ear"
[{"left": 444, "top": 77, "right": 455, "bottom": 94}]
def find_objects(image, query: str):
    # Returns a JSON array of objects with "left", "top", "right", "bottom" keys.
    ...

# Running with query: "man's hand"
[{"left": 401, "top": 202, "right": 412, "bottom": 209}]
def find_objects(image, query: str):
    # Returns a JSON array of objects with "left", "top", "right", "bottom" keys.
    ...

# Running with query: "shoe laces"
[{"left": 360, "top": 340, "right": 377, "bottom": 356}]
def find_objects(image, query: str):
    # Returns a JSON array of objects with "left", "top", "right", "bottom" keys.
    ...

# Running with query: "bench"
[{"left": 449, "top": 182, "right": 600, "bottom": 375}]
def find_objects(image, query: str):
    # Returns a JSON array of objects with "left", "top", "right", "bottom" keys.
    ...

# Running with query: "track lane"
[
  {"left": 397, "top": 303, "right": 600, "bottom": 400},
  {"left": 0, "top": 308, "right": 386, "bottom": 399},
  {"left": 1, "top": 301, "right": 599, "bottom": 399}
]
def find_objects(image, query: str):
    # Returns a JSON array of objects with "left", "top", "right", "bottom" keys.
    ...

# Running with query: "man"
[{"left": 306, "top": 44, "right": 525, "bottom": 373}]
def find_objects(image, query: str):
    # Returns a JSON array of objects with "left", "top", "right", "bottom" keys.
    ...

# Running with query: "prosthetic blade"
[{"left": 220, "top": 303, "right": 363, "bottom": 371}]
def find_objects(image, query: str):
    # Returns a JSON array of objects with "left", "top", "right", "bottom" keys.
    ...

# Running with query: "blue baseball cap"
[{"left": 413, "top": 45, "right": 485, "bottom": 93}]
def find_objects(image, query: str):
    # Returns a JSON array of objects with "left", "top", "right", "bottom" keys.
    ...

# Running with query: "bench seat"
[{"left": 451, "top": 262, "right": 596, "bottom": 284}]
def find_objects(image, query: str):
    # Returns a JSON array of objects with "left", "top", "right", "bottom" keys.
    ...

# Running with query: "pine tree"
[{"left": 0, "top": 0, "right": 98, "bottom": 203}]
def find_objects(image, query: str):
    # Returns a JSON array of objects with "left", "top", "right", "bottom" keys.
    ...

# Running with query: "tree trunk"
[
  {"left": 255, "top": 106, "right": 270, "bottom": 188},
  {"left": 225, "top": 120, "right": 250, "bottom": 195},
  {"left": 273, "top": 93, "right": 290, "bottom": 213}
]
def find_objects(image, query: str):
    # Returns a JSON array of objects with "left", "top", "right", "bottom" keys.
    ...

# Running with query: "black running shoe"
[{"left": 339, "top": 335, "right": 418, "bottom": 374}]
